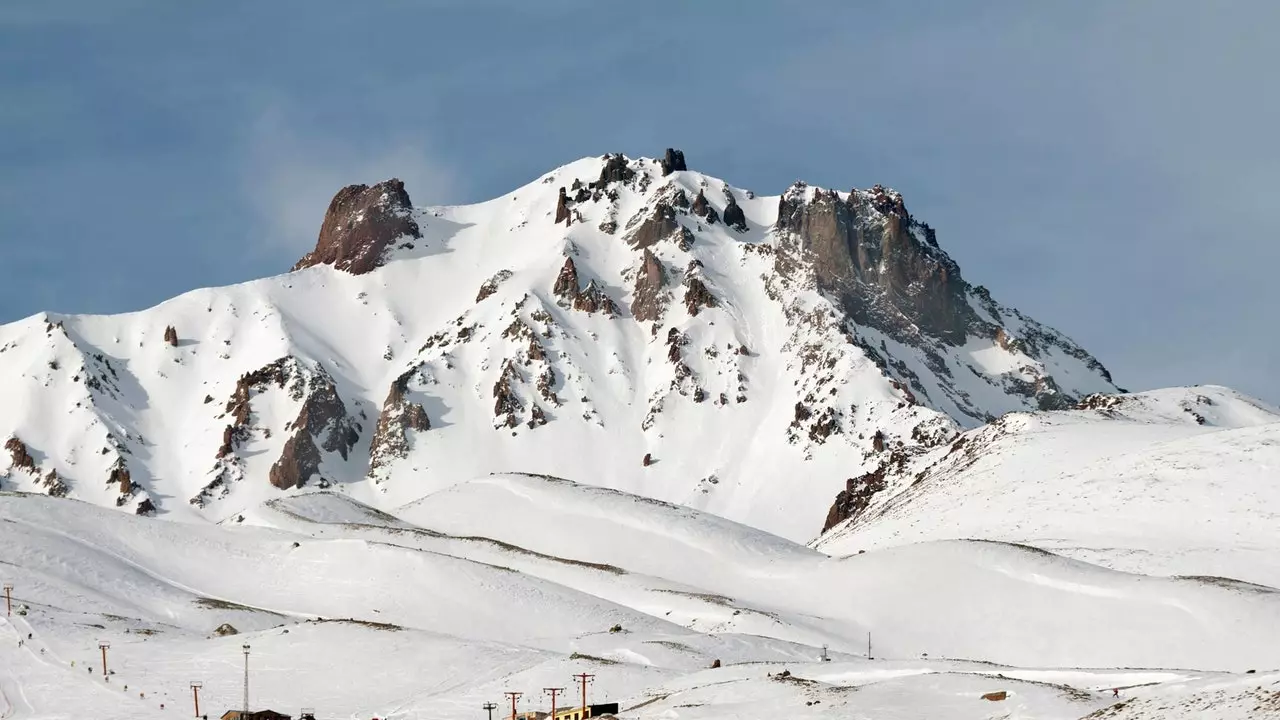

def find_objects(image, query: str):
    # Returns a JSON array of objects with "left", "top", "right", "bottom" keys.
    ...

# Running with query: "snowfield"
[
  {"left": 2, "top": 477, "right": 1279, "bottom": 719},
  {"left": 817, "top": 386, "right": 1280, "bottom": 588}
]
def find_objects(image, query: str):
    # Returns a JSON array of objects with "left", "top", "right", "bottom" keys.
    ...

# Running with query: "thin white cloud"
[{"left": 241, "top": 104, "right": 460, "bottom": 255}]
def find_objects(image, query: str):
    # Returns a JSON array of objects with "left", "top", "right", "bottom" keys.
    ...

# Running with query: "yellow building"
[{"left": 551, "top": 703, "right": 619, "bottom": 720}]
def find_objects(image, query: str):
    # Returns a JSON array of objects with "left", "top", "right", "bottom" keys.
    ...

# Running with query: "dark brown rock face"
[
  {"left": 292, "top": 179, "right": 421, "bottom": 275},
  {"left": 723, "top": 195, "right": 747, "bottom": 232},
  {"left": 135, "top": 498, "right": 156, "bottom": 516},
  {"left": 573, "top": 280, "right": 621, "bottom": 317},
  {"left": 660, "top": 148, "right": 687, "bottom": 175},
  {"left": 268, "top": 431, "right": 322, "bottom": 490},
  {"left": 684, "top": 277, "right": 716, "bottom": 317},
  {"left": 626, "top": 203, "right": 679, "bottom": 249},
  {"left": 775, "top": 183, "right": 972, "bottom": 345},
  {"left": 555, "top": 187, "right": 571, "bottom": 225},
  {"left": 592, "top": 154, "right": 635, "bottom": 188},
  {"left": 553, "top": 258, "right": 580, "bottom": 299},
  {"left": 5, "top": 437, "right": 35, "bottom": 473},
  {"left": 554, "top": 257, "right": 620, "bottom": 316},
  {"left": 691, "top": 190, "right": 719, "bottom": 224},
  {"left": 822, "top": 467, "right": 888, "bottom": 532},
  {"left": 493, "top": 360, "right": 523, "bottom": 428},
  {"left": 368, "top": 367, "right": 431, "bottom": 477},
  {"left": 108, "top": 459, "right": 131, "bottom": 495},
  {"left": 206, "top": 356, "right": 358, "bottom": 497},
  {"left": 631, "top": 249, "right": 668, "bottom": 322},
  {"left": 163, "top": 325, "right": 178, "bottom": 347}
]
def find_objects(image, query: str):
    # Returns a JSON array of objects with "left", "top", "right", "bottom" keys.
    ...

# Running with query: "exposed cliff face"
[
  {"left": 196, "top": 356, "right": 360, "bottom": 503},
  {"left": 292, "top": 179, "right": 421, "bottom": 275},
  {"left": 631, "top": 249, "right": 668, "bottom": 322},
  {"left": 775, "top": 183, "right": 971, "bottom": 345}
]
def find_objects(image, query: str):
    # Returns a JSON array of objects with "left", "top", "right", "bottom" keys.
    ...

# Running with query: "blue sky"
[{"left": 2, "top": 1, "right": 1277, "bottom": 402}]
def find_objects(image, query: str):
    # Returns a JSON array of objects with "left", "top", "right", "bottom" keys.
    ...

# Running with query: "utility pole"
[
  {"left": 190, "top": 681, "right": 203, "bottom": 717},
  {"left": 572, "top": 673, "right": 595, "bottom": 718},
  {"left": 3, "top": 584, "right": 11, "bottom": 616},
  {"left": 242, "top": 643, "right": 251, "bottom": 714},
  {"left": 503, "top": 691, "right": 522, "bottom": 720},
  {"left": 867, "top": 631, "right": 873, "bottom": 661},
  {"left": 482, "top": 701, "right": 498, "bottom": 720},
  {"left": 544, "top": 687, "right": 565, "bottom": 719},
  {"left": 98, "top": 641, "right": 110, "bottom": 678}
]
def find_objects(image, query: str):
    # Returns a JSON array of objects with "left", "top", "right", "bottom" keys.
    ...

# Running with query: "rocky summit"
[
  {"left": 0, "top": 148, "right": 1119, "bottom": 541},
  {"left": 292, "top": 178, "right": 421, "bottom": 275}
]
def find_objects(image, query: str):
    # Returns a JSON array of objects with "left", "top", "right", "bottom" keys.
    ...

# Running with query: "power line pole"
[
  {"left": 503, "top": 691, "right": 522, "bottom": 720},
  {"left": 190, "top": 681, "right": 202, "bottom": 717},
  {"left": 544, "top": 687, "right": 565, "bottom": 720},
  {"left": 98, "top": 641, "right": 110, "bottom": 678},
  {"left": 573, "top": 671, "right": 591, "bottom": 712},
  {"left": 867, "top": 631, "right": 873, "bottom": 661},
  {"left": 3, "top": 584, "right": 11, "bottom": 616},
  {"left": 482, "top": 701, "right": 498, "bottom": 720},
  {"left": 242, "top": 643, "right": 251, "bottom": 714}
]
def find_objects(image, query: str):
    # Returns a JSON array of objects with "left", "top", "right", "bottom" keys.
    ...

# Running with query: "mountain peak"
[{"left": 292, "top": 178, "right": 420, "bottom": 275}]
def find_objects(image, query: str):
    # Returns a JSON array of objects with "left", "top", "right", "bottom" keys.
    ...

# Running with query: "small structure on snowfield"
[
  {"left": 221, "top": 710, "right": 291, "bottom": 720},
  {"left": 551, "top": 704, "right": 619, "bottom": 720}
]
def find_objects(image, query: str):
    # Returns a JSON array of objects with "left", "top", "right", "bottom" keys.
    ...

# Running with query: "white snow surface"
[
  {"left": 2, "top": 478, "right": 1279, "bottom": 719},
  {"left": 817, "top": 385, "right": 1280, "bottom": 588}
]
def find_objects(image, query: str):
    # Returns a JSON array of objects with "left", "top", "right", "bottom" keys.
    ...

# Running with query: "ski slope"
[{"left": 2, "top": 476, "right": 1279, "bottom": 719}]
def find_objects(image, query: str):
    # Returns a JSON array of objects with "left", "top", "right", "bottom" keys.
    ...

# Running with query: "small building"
[
  {"left": 221, "top": 711, "right": 292, "bottom": 720},
  {"left": 552, "top": 704, "right": 619, "bottom": 720}
]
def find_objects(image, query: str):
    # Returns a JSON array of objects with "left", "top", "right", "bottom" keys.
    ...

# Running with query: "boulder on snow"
[
  {"left": 213, "top": 623, "right": 239, "bottom": 637},
  {"left": 292, "top": 179, "right": 421, "bottom": 275},
  {"left": 981, "top": 691, "right": 1007, "bottom": 702},
  {"left": 163, "top": 325, "right": 178, "bottom": 347}
]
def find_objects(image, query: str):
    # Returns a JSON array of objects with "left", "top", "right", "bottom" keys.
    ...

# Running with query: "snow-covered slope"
[
  {"left": 0, "top": 151, "right": 1118, "bottom": 541},
  {"left": 2, "top": 477, "right": 1279, "bottom": 719},
  {"left": 816, "top": 385, "right": 1280, "bottom": 587}
]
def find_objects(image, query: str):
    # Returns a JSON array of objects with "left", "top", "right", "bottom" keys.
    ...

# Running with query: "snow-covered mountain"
[
  {"left": 3, "top": 148, "right": 1280, "bottom": 718},
  {"left": 0, "top": 150, "right": 1118, "bottom": 540},
  {"left": 817, "top": 385, "right": 1280, "bottom": 586}
]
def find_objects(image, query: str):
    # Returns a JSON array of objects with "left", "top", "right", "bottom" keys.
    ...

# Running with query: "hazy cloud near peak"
[{"left": 242, "top": 106, "right": 462, "bottom": 255}]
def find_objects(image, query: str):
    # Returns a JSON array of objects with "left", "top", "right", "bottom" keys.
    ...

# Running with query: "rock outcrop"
[
  {"left": 684, "top": 277, "right": 716, "bottom": 317},
  {"left": 553, "top": 258, "right": 580, "bottom": 299},
  {"left": 163, "top": 325, "right": 178, "bottom": 347},
  {"left": 197, "top": 357, "right": 358, "bottom": 502},
  {"left": 722, "top": 195, "right": 747, "bottom": 232},
  {"left": 822, "top": 466, "right": 888, "bottom": 532},
  {"left": 659, "top": 148, "right": 687, "bottom": 175},
  {"left": 573, "top": 280, "right": 621, "bottom": 317},
  {"left": 691, "top": 190, "right": 719, "bottom": 224},
  {"left": 368, "top": 367, "right": 432, "bottom": 480},
  {"left": 626, "top": 203, "right": 679, "bottom": 249},
  {"left": 554, "top": 258, "right": 620, "bottom": 316},
  {"left": 5, "top": 437, "right": 36, "bottom": 473},
  {"left": 292, "top": 179, "right": 421, "bottom": 275},
  {"left": 631, "top": 249, "right": 668, "bottom": 322},
  {"left": 555, "top": 187, "right": 571, "bottom": 224},
  {"left": 592, "top": 153, "right": 635, "bottom": 188},
  {"left": 775, "top": 183, "right": 971, "bottom": 345}
]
